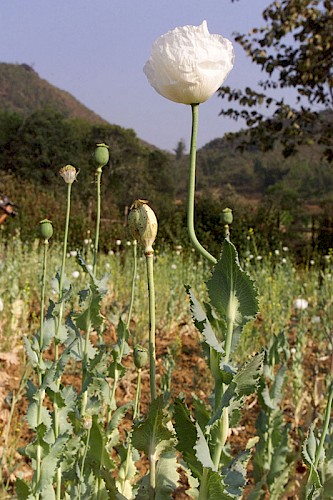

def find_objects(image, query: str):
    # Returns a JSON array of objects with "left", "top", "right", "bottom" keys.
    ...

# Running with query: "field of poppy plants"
[{"left": 1, "top": 20, "right": 333, "bottom": 500}]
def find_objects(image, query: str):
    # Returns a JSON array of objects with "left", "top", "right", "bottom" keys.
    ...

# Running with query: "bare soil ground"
[{"left": 0, "top": 316, "right": 328, "bottom": 499}]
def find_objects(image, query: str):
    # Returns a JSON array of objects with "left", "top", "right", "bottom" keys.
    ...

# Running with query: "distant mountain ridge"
[{"left": 0, "top": 62, "right": 107, "bottom": 124}]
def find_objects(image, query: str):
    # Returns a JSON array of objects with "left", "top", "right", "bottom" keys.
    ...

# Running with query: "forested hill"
[
  {"left": 1, "top": 62, "right": 332, "bottom": 255},
  {"left": 0, "top": 63, "right": 106, "bottom": 124}
]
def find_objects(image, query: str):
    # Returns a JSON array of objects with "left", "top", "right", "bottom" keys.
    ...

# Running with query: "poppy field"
[{"left": 1, "top": 19, "right": 333, "bottom": 500}]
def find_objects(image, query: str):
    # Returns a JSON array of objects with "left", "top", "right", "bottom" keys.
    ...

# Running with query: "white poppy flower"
[
  {"left": 144, "top": 21, "right": 234, "bottom": 105},
  {"left": 72, "top": 271, "right": 80, "bottom": 279},
  {"left": 293, "top": 298, "right": 308, "bottom": 310}
]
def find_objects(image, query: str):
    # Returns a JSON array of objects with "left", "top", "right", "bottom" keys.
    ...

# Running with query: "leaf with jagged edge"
[
  {"left": 108, "top": 402, "right": 133, "bottom": 432},
  {"left": 39, "top": 483, "right": 55, "bottom": 500},
  {"left": 155, "top": 449, "right": 180, "bottom": 499},
  {"left": 15, "top": 477, "right": 31, "bottom": 500},
  {"left": 116, "top": 443, "right": 139, "bottom": 499},
  {"left": 302, "top": 425, "right": 323, "bottom": 494},
  {"left": 194, "top": 422, "right": 217, "bottom": 472},
  {"left": 207, "top": 238, "right": 259, "bottom": 354},
  {"left": 209, "top": 353, "right": 264, "bottom": 429},
  {"left": 87, "top": 415, "right": 115, "bottom": 471},
  {"left": 186, "top": 285, "right": 224, "bottom": 354},
  {"left": 223, "top": 449, "right": 252, "bottom": 498},
  {"left": 26, "top": 401, "right": 52, "bottom": 432},
  {"left": 65, "top": 316, "right": 96, "bottom": 362},
  {"left": 23, "top": 336, "right": 38, "bottom": 367},
  {"left": 233, "top": 351, "right": 264, "bottom": 397},
  {"left": 206, "top": 469, "right": 236, "bottom": 499},
  {"left": 192, "top": 394, "right": 210, "bottom": 432},
  {"left": 174, "top": 397, "right": 203, "bottom": 479},
  {"left": 73, "top": 253, "right": 109, "bottom": 335},
  {"left": 261, "top": 365, "right": 287, "bottom": 410},
  {"left": 23, "top": 422, "right": 67, "bottom": 496},
  {"left": 132, "top": 396, "right": 175, "bottom": 459}
]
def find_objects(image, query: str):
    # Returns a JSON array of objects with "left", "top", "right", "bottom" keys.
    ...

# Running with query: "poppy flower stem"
[{"left": 188, "top": 104, "right": 217, "bottom": 265}]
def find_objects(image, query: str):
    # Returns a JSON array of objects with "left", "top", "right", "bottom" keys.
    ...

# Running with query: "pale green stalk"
[
  {"left": 109, "top": 240, "right": 138, "bottom": 411},
  {"left": 313, "top": 381, "right": 333, "bottom": 470},
  {"left": 119, "top": 367, "right": 142, "bottom": 496},
  {"left": 212, "top": 300, "right": 234, "bottom": 468},
  {"left": 54, "top": 181, "right": 72, "bottom": 500},
  {"left": 146, "top": 253, "right": 156, "bottom": 401},
  {"left": 188, "top": 104, "right": 217, "bottom": 265},
  {"left": 35, "top": 239, "right": 49, "bottom": 496},
  {"left": 77, "top": 425, "right": 91, "bottom": 500},
  {"left": 93, "top": 166, "right": 102, "bottom": 274}
]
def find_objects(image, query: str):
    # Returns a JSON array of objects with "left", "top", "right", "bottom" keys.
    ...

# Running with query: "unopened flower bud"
[
  {"left": 94, "top": 143, "right": 109, "bottom": 167},
  {"left": 83, "top": 415, "right": 92, "bottom": 430},
  {"left": 127, "top": 200, "right": 158, "bottom": 254},
  {"left": 221, "top": 208, "right": 233, "bottom": 225},
  {"left": 39, "top": 219, "right": 53, "bottom": 241},
  {"left": 133, "top": 345, "right": 148, "bottom": 369},
  {"left": 59, "top": 165, "right": 77, "bottom": 184}
]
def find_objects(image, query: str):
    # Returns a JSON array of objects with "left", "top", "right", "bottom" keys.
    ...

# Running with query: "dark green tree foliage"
[
  {"left": 0, "top": 108, "right": 176, "bottom": 247},
  {"left": 220, "top": 0, "right": 333, "bottom": 160}
]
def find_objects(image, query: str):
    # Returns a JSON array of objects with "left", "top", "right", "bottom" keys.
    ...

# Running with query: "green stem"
[
  {"left": 54, "top": 181, "right": 72, "bottom": 500},
  {"left": 314, "top": 381, "right": 333, "bottom": 469},
  {"left": 78, "top": 425, "right": 91, "bottom": 500},
  {"left": 212, "top": 310, "right": 234, "bottom": 468},
  {"left": 119, "top": 368, "right": 142, "bottom": 496},
  {"left": 146, "top": 253, "right": 156, "bottom": 401},
  {"left": 188, "top": 104, "right": 217, "bottom": 265},
  {"left": 109, "top": 240, "right": 138, "bottom": 412},
  {"left": 93, "top": 167, "right": 102, "bottom": 275},
  {"left": 35, "top": 239, "right": 49, "bottom": 495},
  {"left": 198, "top": 468, "right": 209, "bottom": 500}
]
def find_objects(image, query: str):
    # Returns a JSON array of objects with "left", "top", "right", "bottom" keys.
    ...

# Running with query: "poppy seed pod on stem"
[
  {"left": 144, "top": 21, "right": 234, "bottom": 105},
  {"left": 133, "top": 345, "right": 148, "bottom": 369},
  {"left": 94, "top": 143, "right": 109, "bottom": 168},
  {"left": 127, "top": 200, "right": 158, "bottom": 255},
  {"left": 39, "top": 219, "right": 53, "bottom": 241}
]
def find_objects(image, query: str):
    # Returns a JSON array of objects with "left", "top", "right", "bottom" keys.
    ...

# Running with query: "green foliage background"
[{"left": 1, "top": 63, "right": 333, "bottom": 258}]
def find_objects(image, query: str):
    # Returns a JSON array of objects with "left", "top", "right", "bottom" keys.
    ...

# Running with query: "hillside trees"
[{"left": 221, "top": 0, "right": 333, "bottom": 159}]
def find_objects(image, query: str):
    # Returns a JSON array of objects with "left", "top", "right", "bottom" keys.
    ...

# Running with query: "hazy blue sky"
[{"left": 1, "top": 0, "right": 278, "bottom": 151}]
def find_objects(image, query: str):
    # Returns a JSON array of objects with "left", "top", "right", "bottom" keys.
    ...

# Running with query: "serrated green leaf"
[
  {"left": 224, "top": 449, "right": 251, "bottom": 497},
  {"left": 270, "top": 364, "right": 287, "bottom": 404},
  {"left": 192, "top": 395, "right": 210, "bottom": 432},
  {"left": 15, "top": 477, "right": 31, "bottom": 499},
  {"left": 87, "top": 416, "right": 115, "bottom": 470},
  {"left": 155, "top": 450, "right": 180, "bottom": 499},
  {"left": 233, "top": 352, "right": 264, "bottom": 397},
  {"left": 194, "top": 423, "right": 217, "bottom": 472},
  {"left": 132, "top": 396, "right": 174, "bottom": 460},
  {"left": 109, "top": 402, "right": 133, "bottom": 431},
  {"left": 37, "top": 435, "right": 68, "bottom": 493},
  {"left": 40, "top": 482, "right": 56, "bottom": 500},
  {"left": 26, "top": 401, "right": 52, "bottom": 431},
  {"left": 206, "top": 469, "right": 234, "bottom": 499},
  {"left": 73, "top": 255, "right": 108, "bottom": 334},
  {"left": 303, "top": 425, "right": 317, "bottom": 466},
  {"left": 186, "top": 286, "right": 224, "bottom": 353},
  {"left": 23, "top": 336, "right": 38, "bottom": 366},
  {"left": 116, "top": 444, "right": 138, "bottom": 498},
  {"left": 174, "top": 398, "right": 203, "bottom": 479},
  {"left": 207, "top": 239, "right": 258, "bottom": 348}
]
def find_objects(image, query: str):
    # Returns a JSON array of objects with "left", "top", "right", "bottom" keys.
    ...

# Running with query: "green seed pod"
[
  {"left": 133, "top": 345, "right": 148, "bottom": 369},
  {"left": 59, "top": 164, "right": 77, "bottom": 184},
  {"left": 94, "top": 143, "right": 109, "bottom": 167},
  {"left": 221, "top": 207, "right": 233, "bottom": 225},
  {"left": 39, "top": 219, "right": 53, "bottom": 241},
  {"left": 127, "top": 200, "right": 158, "bottom": 254}
]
